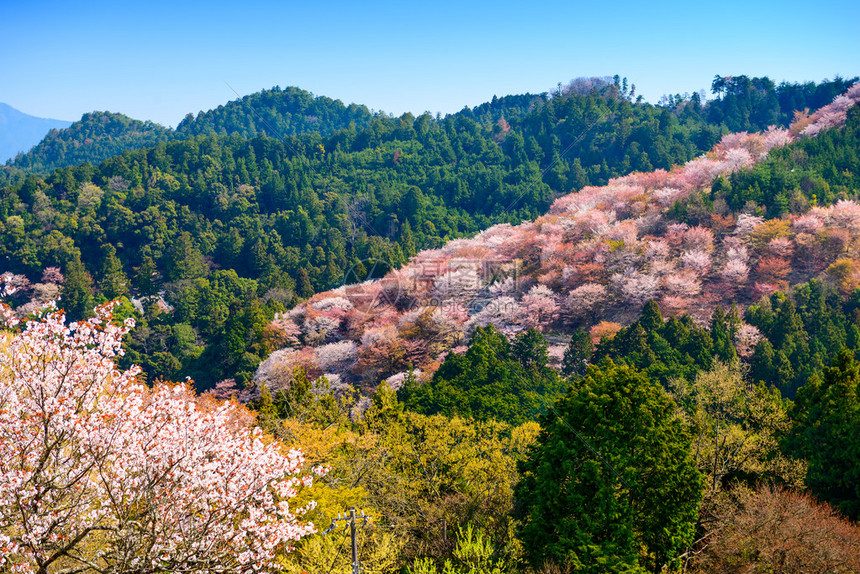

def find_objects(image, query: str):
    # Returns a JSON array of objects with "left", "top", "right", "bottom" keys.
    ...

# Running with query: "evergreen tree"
[
  {"left": 515, "top": 360, "right": 702, "bottom": 572},
  {"left": 562, "top": 328, "right": 593, "bottom": 378},
  {"left": 62, "top": 253, "right": 94, "bottom": 321},
  {"left": 787, "top": 348, "right": 860, "bottom": 519},
  {"left": 99, "top": 244, "right": 128, "bottom": 300}
]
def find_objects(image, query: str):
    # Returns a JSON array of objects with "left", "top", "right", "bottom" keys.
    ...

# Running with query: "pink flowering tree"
[
  {"left": 0, "top": 301, "right": 322, "bottom": 573},
  {"left": 519, "top": 285, "right": 560, "bottom": 330}
]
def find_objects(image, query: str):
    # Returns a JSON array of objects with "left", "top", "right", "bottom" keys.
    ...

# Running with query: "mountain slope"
[
  {"left": 0, "top": 78, "right": 856, "bottom": 390},
  {"left": 0, "top": 85, "right": 771, "bottom": 388},
  {"left": 255, "top": 83, "right": 860, "bottom": 396},
  {"left": 7, "top": 111, "right": 173, "bottom": 173},
  {"left": 0, "top": 103, "right": 71, "bottom": 163}
]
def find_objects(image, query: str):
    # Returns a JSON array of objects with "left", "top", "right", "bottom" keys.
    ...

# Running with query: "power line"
[{"left": 322, "top": 508, "right": 372, "bottom": 574}]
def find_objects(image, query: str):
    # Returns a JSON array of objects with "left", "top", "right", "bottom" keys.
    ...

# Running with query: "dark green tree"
[
  {"left": 62, "top": 253, "right": 94, "bottom": 321},
  {"left": 295, "top": 268, "right": 314, "bottom": 299},
  {"left": 515, "top": 360, "right": 702, "bottom": 573},
  {"left": 639, "top": 300, "right": 663, "bottom": 331},
  {"left": 400, "top": 326, "right": 565, "bottom": 425},
  {"left": 99, "top": 244, "right": 128, "bottom": 300},
  {"left": 562, "top": 328, "right": 593, "bottom": 378},
  {"left": 786, "top": 348, "right": 860, "bottom": 519}
]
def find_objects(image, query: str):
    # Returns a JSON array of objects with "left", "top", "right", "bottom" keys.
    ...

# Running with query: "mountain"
[
  {"left": 0, "top": 83, "right": 764, "bottom": 388},
  {"left": 9, "top": 77, "right": 855, "bottom": 178},
  {"left": 4, "top": 87, "right": 378, "bottom": 175},
  {"left": 0, "top": 77, "right": 855, "bottom": 389},
  {"left": 6, "top": 111, "right": 173, "bottom": 174},
  {"left": 0, "top": 103, "right": 71, "bottom": 163},
  {"left": 256, "top": 83, "right": 860, "bottom": 400},
  {"left": 175, "top": 86, "right": 378, "bottom": 139}
]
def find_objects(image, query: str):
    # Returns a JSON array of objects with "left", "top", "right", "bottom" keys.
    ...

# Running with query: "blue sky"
[{"left": 2, "top": 0, "right": 858, "bottom": 127}]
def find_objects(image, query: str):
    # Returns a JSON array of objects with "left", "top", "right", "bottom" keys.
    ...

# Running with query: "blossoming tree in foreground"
[{"left": 0, "top": 297, "right": 324, "bottom": 573}]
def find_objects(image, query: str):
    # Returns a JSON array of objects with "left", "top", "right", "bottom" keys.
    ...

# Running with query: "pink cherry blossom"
[
  {"left": 735, "top": 324, "right": 763, "bottom": 358},
  {"left": 735, "top": 214, "right": 765, "bottom": 236},
  {"left": 0, "top": 300, "right": 320, "bottom": 573},
  {"left": 680, "top": 249, "right": 712, "bottom": 273}
]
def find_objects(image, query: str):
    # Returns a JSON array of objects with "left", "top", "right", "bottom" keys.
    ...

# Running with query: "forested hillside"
[
  {"left": 4, "top": 79, "right": 860, "bottom": 574},
  {"left": 6, "top": 75, "right": 855, "bottom": 180},
  {"left": 2, "top": 87, "right": 377, "bottom": 178},
  {"left": 231, "top": 81, "right": 860, "bottom": 573},
  {"left": 253, "top": 85, "right": 860, "bottom": 398},
  {"left": 5, "top": 111, "right": 173, "bottom": 174},
  {"left": 0, "top": 78, "right": 807, "bottom": 387},
  {"left": 175, "top": 85, "right": 379, "bottom": 139}
]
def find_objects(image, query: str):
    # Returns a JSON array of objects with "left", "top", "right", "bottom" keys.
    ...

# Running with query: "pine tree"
[
  {"left": 295, "top": 268, "right": 314, "bottom": 298},
  {"left": 562, "top": 328, "right": 593, "bottom": 377},
  {"left": 62, "top": 253, "right": 94, "bottom": 321}
]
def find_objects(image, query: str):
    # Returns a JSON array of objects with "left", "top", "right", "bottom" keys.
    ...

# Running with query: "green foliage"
[
  {"left": 705, "top": 75, "right": 858, "bottom": 132},
  {"left": 590, "top": 301, "right": 726, "bottom": 388},
  {"left": 1, "top": 79, "right": 853, "bottom": 388},
  {"left": 786, "top": 348, "right": 860, "bottom": 519},
  {"left": 669, "top": 362, "right": 804, "bottom": 514},
  {"left": 515, "top": 360, "right": 702, "bottom": 573},
  {"left": 175, "top": 86, "right": 377, "bottom": 140},
  {"left": 745, "top": 281, "right": 857, "bottom": 397},
  {"left": 561, "top": 328, "right": 592, "bottom": 378},
  {"left": 400, "top": 326, "right": 567, "bottom": 425},
  {"left": 409, "top": 524, "right": 509, "bottom": 574}
]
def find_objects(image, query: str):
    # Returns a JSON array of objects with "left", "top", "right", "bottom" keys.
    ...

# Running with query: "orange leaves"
[
  {"left": 826, "top": 258, "right": 860, "bottom": 295},
  {"left": 589, "top": 321, "right": 622, "bottom": 344}
]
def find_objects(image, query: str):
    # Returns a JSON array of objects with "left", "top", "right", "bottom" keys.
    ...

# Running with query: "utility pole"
[
  {"left": 350, "top": 509, "right": 359, "bottom": 574},
  {"left": 322, "top": 508, "right": 370, "bottom": 574}
]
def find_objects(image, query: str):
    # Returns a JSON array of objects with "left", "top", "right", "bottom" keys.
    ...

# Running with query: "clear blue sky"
[{"left": 2, "top": 0, "right": 858, "bottom": 127}]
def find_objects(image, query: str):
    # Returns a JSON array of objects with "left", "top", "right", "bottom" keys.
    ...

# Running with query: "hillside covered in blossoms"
[{"left": 255, "top": 82, "right": 860, "bottom": 400}]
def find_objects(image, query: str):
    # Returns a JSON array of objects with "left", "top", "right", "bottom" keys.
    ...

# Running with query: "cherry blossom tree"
[
  {"left": 829, "top": 200, "right": 860, "bottom": 231},
  {"left": 720, "top": 259, "right": 750, "bottom": 288},
  {"left": 0, "top": 302, "right": 322, "bottom": 573},
  {"left": 680, "top": 249, "right": 712, "bottom": 274},
  {"left": 734, "top": 324, "right": 763, "bottom": 359},
  {"left": 519, "top": 285, "right": 560, "bottom": 330},
  {"left": 314, "top": 340, "right": 360, "bottom": 373},
  {"left": 682, "top": 226, "right": 715, "bottom": 252},
  {"left": 612, "top": 270, "right": 660, "bottom": 306},
  {"left": 763, "top": 126, "right": 794, "bottom": 151},
  {"left": 734, "top": 214, "right": 764, "bottom": 237},
  {"left": 662, "top": 271, "right": 703, "bottom": 297},
  {"left": 41, "top": 267, "right": 65, "bottom": 284},
  {"left": 562, "top": 283, "right": 608, "bottom": 324},
  {"left": 255, "top": 347, "right": 320, "bottom": 393},
  {"left": 792, "top": 213, "right": 825, "bottom": 234}
]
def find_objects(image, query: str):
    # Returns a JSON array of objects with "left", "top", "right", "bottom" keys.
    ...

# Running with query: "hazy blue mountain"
[{"left": 0, "top": 103, "right": 71, "bottom": 162}]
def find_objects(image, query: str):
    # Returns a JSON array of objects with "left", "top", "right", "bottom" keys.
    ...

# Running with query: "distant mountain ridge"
[
  {"left": 7, "top": 111, "right": 173, "bottom": 173},
  {"left": 6, "top": 77, "right": 856, "bottom": 177},
  {"left": 5, "top": 87, "right": 379, "bottom": 175},
  {"left": 0, "top": 103, "right": 71, "bottom": 163}
]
